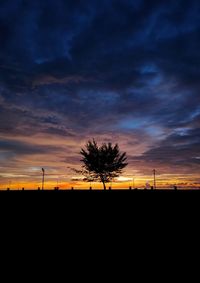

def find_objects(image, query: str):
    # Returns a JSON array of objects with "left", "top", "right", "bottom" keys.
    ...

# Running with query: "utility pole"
[
  {"left": 153, "top": 169, "right": 156, "bottom": 190},
  {"left": 42, "top": 168, "right": 45, "bottom": 190},
  {"left": 133, "top": 178, "right": 135, "bottom": 189}
]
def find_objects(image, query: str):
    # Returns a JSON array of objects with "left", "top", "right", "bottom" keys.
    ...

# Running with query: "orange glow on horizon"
[{"left": 1, "top": 176, "right": 200, "bottom": 190}]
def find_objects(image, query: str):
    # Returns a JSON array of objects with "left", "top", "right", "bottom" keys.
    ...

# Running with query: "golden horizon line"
[{"left": 1, "top": 182, "right": 200, "bottom": 190}]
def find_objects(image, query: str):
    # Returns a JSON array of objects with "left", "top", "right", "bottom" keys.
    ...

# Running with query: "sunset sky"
[{"left": 0, "top": 0, "right": 200, "bottom": 189}]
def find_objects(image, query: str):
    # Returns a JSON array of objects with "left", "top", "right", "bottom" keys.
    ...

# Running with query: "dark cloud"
[
  {"left": 0, "top": 0, "right": 200, "bottom": 180},
  {"left": 0, "top": 139, "right": 59, "bottom": 156},
  {"left": 131, "top": 125, "right": 200, "bottom": 174}
]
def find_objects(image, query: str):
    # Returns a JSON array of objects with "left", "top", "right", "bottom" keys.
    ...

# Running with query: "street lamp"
[
  {"left": 42, "top": 168, "right": 45, "bottom": 190},
  {"left": 153, "top": 169, "right": 156, "bottom": 190}
]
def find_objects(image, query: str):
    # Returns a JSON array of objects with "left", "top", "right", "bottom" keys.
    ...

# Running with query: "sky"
[{"left": 0, "top": 0, "right": 200, "bottom": 189}]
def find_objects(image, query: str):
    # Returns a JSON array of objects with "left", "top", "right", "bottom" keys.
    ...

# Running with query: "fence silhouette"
[{"left": 1, "top": 186, "right": 199, "bottom": 191}]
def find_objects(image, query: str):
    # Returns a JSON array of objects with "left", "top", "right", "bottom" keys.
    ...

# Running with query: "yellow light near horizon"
[
  {"left": 117, "top": 176, "right": 133, "bottom": 182},
  {"left": 0, "top": 174, "right": 200, "bottom": 190}
]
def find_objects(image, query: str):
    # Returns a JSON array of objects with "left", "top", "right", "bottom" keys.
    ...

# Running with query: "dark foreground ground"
[{"left": 1, "top": 189, "right": 199, "bottom": 215}]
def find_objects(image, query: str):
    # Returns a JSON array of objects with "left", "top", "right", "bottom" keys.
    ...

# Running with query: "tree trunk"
[{"left": 102, "top": 182, "right": 106, "bottom": 191}]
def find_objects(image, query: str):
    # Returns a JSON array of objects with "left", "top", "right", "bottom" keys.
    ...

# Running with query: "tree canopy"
[{"left": 78, "top": 139, "right": 128, "bottom": 190}]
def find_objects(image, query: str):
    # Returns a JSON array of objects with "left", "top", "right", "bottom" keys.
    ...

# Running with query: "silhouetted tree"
[{"left": 76, "top": 139, "right": 128, "bottom": 190}]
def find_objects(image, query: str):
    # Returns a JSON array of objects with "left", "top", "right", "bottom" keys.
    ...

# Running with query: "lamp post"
[
  {"left": 42, "top": 168, "right": 45, "bottom": 190},
  {"left": 133, "top": 178, "right": 135, "bottom": 189},
  {"left": 153, "top": 169, "right": 156, "bottom": 190}
]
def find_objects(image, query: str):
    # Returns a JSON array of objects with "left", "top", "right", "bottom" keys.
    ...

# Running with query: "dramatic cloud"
[{"left": 0, "top": 0, "right": 200, "bottom": 188}]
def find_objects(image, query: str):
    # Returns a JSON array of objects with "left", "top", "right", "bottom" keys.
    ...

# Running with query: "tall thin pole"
[
  {"left": 153, "top": 169, "right": 156, "bottom": 190},
  {"left": 133, "top": 178, "right": 135, "bottom": 189},
  {"left": 42, "top": 168, "right": 45, "bottom": 190}
]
